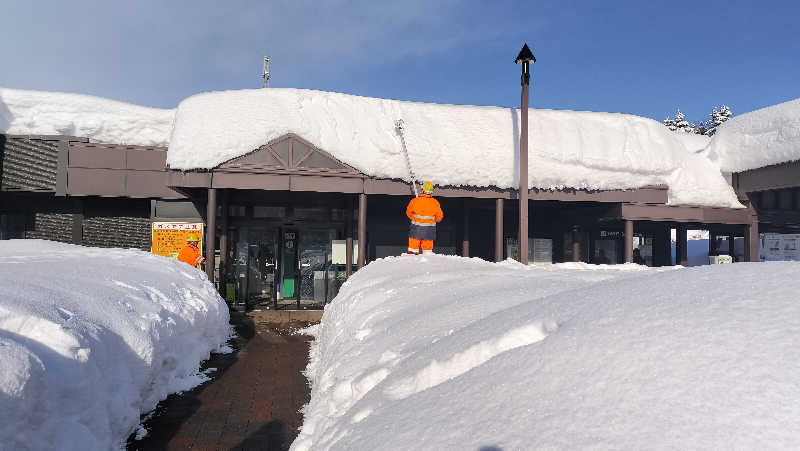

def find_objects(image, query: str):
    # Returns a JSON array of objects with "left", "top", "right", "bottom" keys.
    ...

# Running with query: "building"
[
  {"left": 707, "top": 98, "right": 800, "bottom": 260},
  {"left": 3, "top": 88, "right": 785, "bottom": 310}
]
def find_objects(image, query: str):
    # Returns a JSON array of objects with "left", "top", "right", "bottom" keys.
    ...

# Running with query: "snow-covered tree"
[
  {"left": 703, "top": 105, "right": 732, "bottom": 136},
  {"left": 663, "top": 109, "right": 697, "bottom": 133},
  {"left": 663, "top": 105, "right": 733, "bottom": 136}
]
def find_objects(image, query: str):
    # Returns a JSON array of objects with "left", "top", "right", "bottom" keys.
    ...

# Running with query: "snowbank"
[
  {"left": 294, "top": 255, "right": 800, "bottom": 450},
  {"left": 167, "top": 88, "right": 742, "bottom": 209},
  {"left": 0, "top": 87, "right": 174, "bottom": 147},
  {"left": 673, "top": 131, "right": 711, "bottom": 153},
  {"left": 0, "top": 240, "right": 231, "bottom": 450},
  {"left": 705, "top": 97, "right": 800, "bottom": 172}
]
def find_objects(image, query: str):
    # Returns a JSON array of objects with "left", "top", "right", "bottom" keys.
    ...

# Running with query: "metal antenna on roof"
[
  {"left": 395, "top": 119, "right": 419, "bottom": 197},
  {"left": 263, "top": 56, "right": 270, "bottom": 88}
]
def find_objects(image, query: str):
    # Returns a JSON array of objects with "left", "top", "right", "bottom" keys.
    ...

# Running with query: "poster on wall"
[
  {"left": 532, "top": 238, "right": 553, "bottom": 265},
  {"left": 506, "top": 237, "right": 553, "bottom": 265},
  {"left": 332, "top": 240, "right": 359, "bottom": 264},
  {"left": 151, "top": 222, "right": 204, "bottom": 259},
  {"left": 761, "top": 233, "right": 800, "bottom": 261}
]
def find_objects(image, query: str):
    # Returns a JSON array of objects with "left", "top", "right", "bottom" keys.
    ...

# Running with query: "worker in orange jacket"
[
  {"left": 406, "top": 181, "right": 444, "bottom": 254},
  {"left": 177, "top": 233, "right": 206, "bottom": 268}
]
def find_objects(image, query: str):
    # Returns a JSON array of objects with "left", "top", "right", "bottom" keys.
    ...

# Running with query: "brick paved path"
[{"left": 129, "top": 312, "right": 315, "bottom": 451}]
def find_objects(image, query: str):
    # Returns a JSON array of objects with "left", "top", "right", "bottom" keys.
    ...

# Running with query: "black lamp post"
[{"left": 515, "top": 43, "right": 536, "bottom": 264}]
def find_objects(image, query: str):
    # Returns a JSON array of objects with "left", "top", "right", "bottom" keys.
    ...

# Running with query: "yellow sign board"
[{"left": 151, "top": 222, "right": 204, "bottom": 260}]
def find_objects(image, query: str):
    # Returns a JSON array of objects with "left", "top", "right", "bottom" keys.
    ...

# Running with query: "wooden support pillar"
[
  {"left": 571, "top": 226, "right": 581, "bottom": 262},
  {"left": 495, "top": 198, "right": 504, "bottom": 262},
  {"left": 357, "top": 193, "right": 367, "bottom": 268},
  {"left": 745, "top": 221, "right": 759, "bottom": 262},
  {"left": 727, "top": 234, "right": 735, "bottom": 258},
  {"left": 462, "top": 200, "right": 470, "bottom": 257},
  {"left": 219, "top": 190, "right": 229, "bottom": 296},
  {"left": 676, "top": 225, "right": 688, "bottom": 266},
  {"left": 624, "top": 219, "right": 634, "bottom": 263},
  {"left": 346, "top": 196, "right": 354, "bottom": 277},
  {"left": 653, "top": 224, "right": 670, "bottom": 267},
  {"left": 745, "top": 193, "right": 760, "bottom": 263},
  {"left": 708, "top": 231, "right": 717, "bottom": 257},
  {"left": 205, "top": 188, "right": 217, "bottom": 282},
  {"left": 652, "top": 226, "right": 663, "bottom": 266}
]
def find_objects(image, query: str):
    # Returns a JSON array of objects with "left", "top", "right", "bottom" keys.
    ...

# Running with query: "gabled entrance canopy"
[{"left": 218, "top": 133, "right": 363, "bottom": 176}]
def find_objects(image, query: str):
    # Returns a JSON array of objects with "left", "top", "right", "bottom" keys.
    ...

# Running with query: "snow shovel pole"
[{"left": 395, "top": 119, "right": 419, "bottom": 197}]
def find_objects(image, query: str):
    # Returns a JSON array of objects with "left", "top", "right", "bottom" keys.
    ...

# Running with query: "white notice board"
[
  {"left": 761, "top": 233, "right": 800, "bottom": 261},
  {"left": 332, "top": 240, "right": 359, "bottom": 264}
]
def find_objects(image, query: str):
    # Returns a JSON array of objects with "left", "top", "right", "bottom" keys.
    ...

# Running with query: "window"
[{"left": 253, "top": 206, "right": 286, "bottom": 218}]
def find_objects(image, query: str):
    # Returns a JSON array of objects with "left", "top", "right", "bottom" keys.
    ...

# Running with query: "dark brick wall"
[
  {"left": 24, "top": 212, "right": 73, "bottom": 243},
  {"left": 1, "top": 136, "right": 59, "bottom": 191},
  {"left": 82, "top": 215, "right": 152, "bottom": 250}
]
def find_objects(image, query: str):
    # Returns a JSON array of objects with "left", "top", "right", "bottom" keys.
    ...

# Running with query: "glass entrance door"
[
  {"left": 298, "top": 228, "right": 336, "bottom": 308},
  {"left": 247, "top": 228, "right": 278, "bottom": 309},
  {"left": 232, "top": 227, "right": 279, "bottom": 310}
]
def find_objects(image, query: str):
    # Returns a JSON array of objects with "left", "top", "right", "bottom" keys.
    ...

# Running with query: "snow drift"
[
  {"left": 0, "top": 87, "right": 174, "bottom": 147},
  {"left": 705, "top": 97, "right": 800, "bottom": 172},
  {"left": 167, "top": 88, "right": 742, "bottom": 208},
  {"left": 0, "top": 240, "right": 231, "bottom": 450},
  {"left": 673, "top": 131, "right": 711, "bottom": 153},
  {"left": 294, "top": 255, "right": 800, "bottom": 450}
]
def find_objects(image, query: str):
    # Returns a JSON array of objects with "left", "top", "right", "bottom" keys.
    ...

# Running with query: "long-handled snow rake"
[{"left": 395, "top": 119, "right": 420, "bottom": 197}]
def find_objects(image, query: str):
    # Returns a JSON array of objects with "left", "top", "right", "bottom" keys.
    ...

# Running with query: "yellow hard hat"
[
  {"left": 422, "top": 181, "right": 434, "bottom": 194},
  {"left": 186, "top": 233, "right": 200, "bottom": 242}
]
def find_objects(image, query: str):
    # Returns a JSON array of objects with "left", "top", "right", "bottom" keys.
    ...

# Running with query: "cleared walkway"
[{"left": 128, "top": 311, "right": 319, "bottom": 451}]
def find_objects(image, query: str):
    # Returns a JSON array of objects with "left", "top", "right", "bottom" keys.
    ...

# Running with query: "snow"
[
  {"left": 0, "top": 87, "right": 174, "bottom": 147},
  {"left": 294, "top": 254, "right": 800, "bottom": 450},
  {"left": 704, "top": 97, "right": 800, "bottom": 172},
  {"left": 167, "top": 88, "right": 742, "bottom": 209},
  {"left": 673, "top": 131, "right": 711, "bottom": 153},
  {"left": 0, "top": 240, "right": 231, "bottom": 450}
]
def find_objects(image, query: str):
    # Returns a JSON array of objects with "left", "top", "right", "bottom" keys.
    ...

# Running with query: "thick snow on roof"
[
  {"left": 0, "top": 87, "right": 174, "bottom": 147},
  {"left": 673, "top": 131, "right": 711, "bottom": 153},
  {"left": 168, "top": 88, "right": 741, "bottom": 208},
  {"left": 294, "top": 255, "right": 800, "bottom": 450},
  {"left": 705, "top": 97, "right": 800, "bottom": 172}
]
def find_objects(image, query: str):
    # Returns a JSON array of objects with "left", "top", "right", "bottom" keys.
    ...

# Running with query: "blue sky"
[{"left": 1, "top": 0, "right": 798, "bottom": 124}]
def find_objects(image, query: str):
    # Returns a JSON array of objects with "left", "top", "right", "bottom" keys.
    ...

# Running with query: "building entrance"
[
  {"left": 229, "top": 224, "right": 344, "bottom": 310},
  {"left": 231, "top": 227, "right": 279, "bottom": 310},
  {"left": 297, "top": 228, "right": 337, "bottom": 306}
]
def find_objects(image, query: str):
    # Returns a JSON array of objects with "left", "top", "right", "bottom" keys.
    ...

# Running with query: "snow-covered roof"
[
  {"left": 0, "top": 87, "right": 174, "bottom": 147},
  {"left": 704, "top": 97, "right": 800, "bottom": 173},
  {"left": 0, "top": 86, "right": 744, "bottom": 208},
  {"left": 672, "top": 131, "right": 711, "bottom": 154},
  {"left": 168, "top": 88, "right": 742, "bottom": 208}
]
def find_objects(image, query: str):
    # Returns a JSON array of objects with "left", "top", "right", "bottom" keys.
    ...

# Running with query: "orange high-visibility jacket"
[
  {"left": 177, "top": 243, "right": 204, "bottom": 268},
  {"left": 406, "top": 193, "right": 444, "bottom": 226}
]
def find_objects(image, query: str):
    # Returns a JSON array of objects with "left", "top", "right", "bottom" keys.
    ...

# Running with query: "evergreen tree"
[
  {"left": 663, "top": 105, "right": 733, "bottom": 136},
  {"left": 704, "top": 105, "right": 732, "bottom": 136},
  {"left": 663, "top": 109, "right": 697, "bottom": 133}
]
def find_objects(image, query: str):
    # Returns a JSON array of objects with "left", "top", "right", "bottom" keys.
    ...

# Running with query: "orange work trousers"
[{"left": 408, "top": 237, "right": 434, "bottom": 254}]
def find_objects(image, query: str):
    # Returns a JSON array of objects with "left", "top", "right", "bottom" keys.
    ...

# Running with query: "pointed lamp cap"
[{"left": 515, "top": 43, "right": 536, "bottom": 64}]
